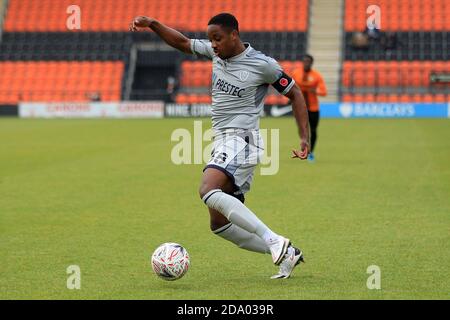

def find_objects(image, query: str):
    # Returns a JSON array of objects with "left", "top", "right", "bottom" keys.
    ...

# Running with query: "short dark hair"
[
  {"left": 208, "top": 13, "right": 239, "bottom": 34},
  {"left": 304, "top": 54, "right": 314, "bottom": 63}
]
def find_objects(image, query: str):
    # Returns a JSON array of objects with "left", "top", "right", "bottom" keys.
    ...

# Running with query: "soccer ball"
[{"left": 151, "top": 242, "right": 190, "bottom": 281}]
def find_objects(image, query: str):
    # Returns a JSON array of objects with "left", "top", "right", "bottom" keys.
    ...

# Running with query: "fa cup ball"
[{"left": 151, "top": 243, "right": 190, "bottom": 281}]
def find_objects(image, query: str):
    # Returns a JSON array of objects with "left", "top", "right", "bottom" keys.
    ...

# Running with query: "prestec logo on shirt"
[{"left": 215, "top": 78, "right": 245, "bottom": 97}]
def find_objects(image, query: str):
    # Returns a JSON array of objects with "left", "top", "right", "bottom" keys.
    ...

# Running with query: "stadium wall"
[
  {"left": 12, "top": 102, "right": 450, "bottom": 119},
  {"left": 0, "top": 104, "right": 17, "bottom": 116}
]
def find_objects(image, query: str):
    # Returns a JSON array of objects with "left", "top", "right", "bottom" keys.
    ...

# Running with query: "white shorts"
[{"left": 204, "top": 129, "right": 264, "bottom": 195}]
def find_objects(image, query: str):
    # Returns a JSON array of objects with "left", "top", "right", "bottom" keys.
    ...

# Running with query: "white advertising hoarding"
[{"left": 19, "top": 102, "right": 164, "bottom": 118}]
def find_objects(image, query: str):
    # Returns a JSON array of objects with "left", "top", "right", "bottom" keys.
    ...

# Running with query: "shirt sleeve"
[
  {"left": 190, "top": 39, "right": 215, "bottom": 60},
  {"left": 316, "top": 72, "right": 328, "bottom": 96},
  {"left": 263, "top": 58, "right": 296, "bottom": 95}
]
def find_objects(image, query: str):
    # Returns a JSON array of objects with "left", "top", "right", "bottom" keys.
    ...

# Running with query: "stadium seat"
[
  {"left": 344, "top": 1, "right": 449, "bottom": 61},
  {"left": 341, "top": 61, "right": 450, "bottom": 101},
  {"left": 179, "top": 61, "right": 304, "bottom": 91},
  {"left": 433, "top": 94, "right": 447, "bottom": 103},
  {"left": 4, "top": 0, "right": 310, "bottom": 32},
  {"left": 345, "top": 0, "right": 450, "bottom": 31},
  {"left": 265, "top": 94, "right": 290, "bottom": 105},
  {"left": 342, "top": 94, "right": 353, "bottom": 102},
  {"left": 0, "top": 61, "right": 124, "bottom": 104},
  {"left": 175, "top": 94, "right": 211, "bottom": 104},
  {"left": 422, "top": 94, "right": 434, "bottom": 103},
  {"left": 353, "top": 94, "right": 366, "bottom": 103}
]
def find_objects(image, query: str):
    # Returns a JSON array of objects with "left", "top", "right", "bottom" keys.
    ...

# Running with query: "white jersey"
[{"left": 190, "top": 39, "right": 295, "bottom": 132}]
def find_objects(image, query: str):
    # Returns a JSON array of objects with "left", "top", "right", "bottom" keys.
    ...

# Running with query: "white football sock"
[
  {"left": 262, "top": 229, "right": 281, "bottom": 244},
  {"left": 213, "top": 223, "right": 270, "bottom": 254},
  {"left": 203, "top": 189, "right": 279, "bottom": 245}
]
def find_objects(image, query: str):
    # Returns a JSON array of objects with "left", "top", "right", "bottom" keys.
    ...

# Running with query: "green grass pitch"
[{"left": 0, "top": 118, "right": 449, "bottom": 299}]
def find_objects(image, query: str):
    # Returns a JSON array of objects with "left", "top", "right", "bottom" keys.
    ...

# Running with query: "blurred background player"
[{"left": 292, "top": 54, "right": 327, "bottom": 162}]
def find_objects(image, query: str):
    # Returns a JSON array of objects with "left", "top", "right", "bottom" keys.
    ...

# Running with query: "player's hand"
[
  {"left": 291, "top": 140, "right": 310, "bottom": 160},
  {"left": 129, "top": 16, "right": 152, "bottom": 31}
]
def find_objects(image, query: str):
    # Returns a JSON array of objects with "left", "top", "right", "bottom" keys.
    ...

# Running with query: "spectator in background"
[
  {"left": 364, "top": 26, "right": 381, "bottom": 41},
  {"left": 351, "top": 31, "right": 369, "bottom": 51},
  {"left": 166, "top": 76, "right": 176, "bottom": 102},
  {"left": 380, "top": 32, "right": 398, "bottom": 58},
  {"left": 87, "top": 91, "right": 101, "bottom": 102},
  {"left": 380, "top": 32, "right": 397, "bottom": 50}
]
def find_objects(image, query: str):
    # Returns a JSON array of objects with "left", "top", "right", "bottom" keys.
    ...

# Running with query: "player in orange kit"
[{"left": 292, "top": 54, "right": 327, "bottom": 162}]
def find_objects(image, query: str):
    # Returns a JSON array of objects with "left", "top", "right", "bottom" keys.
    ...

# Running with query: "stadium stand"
[
  {"left": 177, "top": 61, "right": 303, "bottom": 105},
  {"left": 0, "top": 61, "right": 123, "bottom": 103},
  {"left": 180, "top": 61, "right": 303, "bottom": 88},
  {"left": 342, "top": 61, "right": 450, "bottom": 88},
  {"left": 342, "top": 0, "right": 450, "bottom": 102},
  {"left": 0, "top": 32, "right": 132, "bottom": 61},
  {"left": 0, "top": 0, "right": 6, "bottom": 25},
  {"left": 344, "top": 32, "right": 449, "bottom": 61},
  {"left": 0, "top": 0, "right": 309, "bottom": 104},
  {"left": 4, "top": 0, "right": 445, "bottom": 105},
  {"left": 345, "top": 0, "right": 449, "bottom": 32},
  {"left": 0, "top": 32, "right": 306, "bottom": 62},
  {"left": 3, "top": 0, "right": 309, "bottom": 32}
]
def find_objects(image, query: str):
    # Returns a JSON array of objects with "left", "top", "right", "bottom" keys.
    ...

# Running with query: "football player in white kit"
[{"left": 130, "top": 13, "right": 310, "bottom": 279}]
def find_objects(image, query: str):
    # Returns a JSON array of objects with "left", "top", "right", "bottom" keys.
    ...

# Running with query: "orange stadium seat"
[
  {"left": 352, "top": 94, "right": 366, "bottom": 103},
  {"left": 4, "top": 0, "right": 309, "bottom": 32},
  {"left": 433, "top": 94, "right": 448, "bottom": 103},
  {"left": 180, "top": 61, "right": 303, "bottom": 89},
  {"left": 342, "top": 60, "right": 450, "bottom": 102},
  {"left": 341, "top": 94, "right": 352, "bottom": 102},
  {"left": 265, "top": 94, "right": 290, "bottom": 105},
  {"left": 175, "top": 94, "right": 189, "bottom": 104},
  {"left": 399, "top": 94, "right": 411, "bottom": 103},
  {"left": 175, "top": 94, "right": 211, "bottom": 104},
  {"left": 375, "top": 94, "right": 388, "bottom": 103},
  {"left": 364, "top": 94, "right": 376, "bottom": 102},
  {"left": 387, "top": 95, "right": 400, "bottom": 103},
  {"left": 411, "top": 94, "right": 423, "bottom": 103},
  {"left": 180, "top": 61, "right": 213, "bottom": 88},
  {"left": 342, "top": 61, "right": 450, "bottom": 88},
  {"left": 0, "top": 61, "right": 124, "bottom": 104},
  {"left": 422, "top": 94, "right": 434, "bottom": 103},
  {"left": 345, "top": 0, "right": 450, "bottom": 31}
]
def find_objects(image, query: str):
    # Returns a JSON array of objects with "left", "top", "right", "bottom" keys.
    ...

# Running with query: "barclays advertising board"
[{"left": 321, "top": 103, "right": 450, "bottom": 118}]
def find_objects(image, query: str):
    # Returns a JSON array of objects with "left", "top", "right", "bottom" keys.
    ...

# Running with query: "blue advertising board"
[{"left": 320, "top": 102, "right": 449, "bottom": 118}]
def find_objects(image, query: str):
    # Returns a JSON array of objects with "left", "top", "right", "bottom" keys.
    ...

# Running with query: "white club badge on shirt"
[{"left": 239, "top": 70, "right": 249, "bottom": 82}]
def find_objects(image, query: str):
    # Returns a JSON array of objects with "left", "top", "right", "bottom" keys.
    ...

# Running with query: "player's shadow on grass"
[{"left": 151, "top": 282, "right": 192, "bottom": 291}]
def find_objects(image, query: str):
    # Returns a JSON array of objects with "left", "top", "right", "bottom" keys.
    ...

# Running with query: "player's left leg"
[
  {"left": 210, "top": 193, "right": 303, "bottom": 278},
  {"left": 211, "top": 207, "right": 270, "bottom": 254},
  {"left": 201, "top": 185, "right": 288, "bottom": 264},
  {"left": 308, "top": 111, "right": 319, "bottom": 162},
  {"left": 201, "top": 170, "right": 303, "bottom": 273}
]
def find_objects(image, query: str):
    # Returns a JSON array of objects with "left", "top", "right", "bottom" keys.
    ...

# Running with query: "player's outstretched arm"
[
  {"left": 285, "top": 84, "right": 311, "bottom": 160},
  {"left": 129, "top": 16, "right": 192, "bottom": 54}
]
